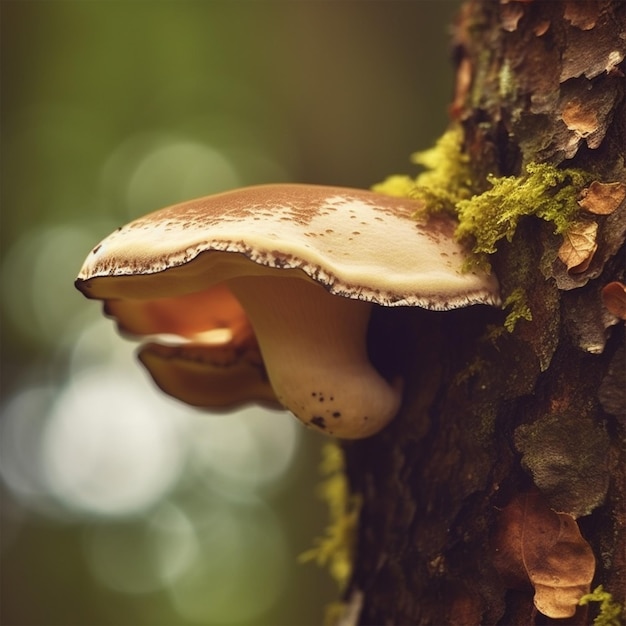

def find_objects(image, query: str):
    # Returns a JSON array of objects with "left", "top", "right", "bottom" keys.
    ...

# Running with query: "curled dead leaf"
[
  {"left": 492, "top": 493, "right": 595, "bottom": 619},
  {"left": 578, "top": 181, "right": 626, "bottom": 215},
  {"left": 601, "top": 282, "right": 626, "bottom": 320},
  {"left": 561, "top": 98, "right": 599, "bottom": 137},
  {"left": 558, "top": 220, "right": 598, "bottom": 273},
  {"left": 500, "top": 2, "right": 524, "bottom": 31},
  {"left": 564, "top": 0, "right": 599, "bottom": 30}
]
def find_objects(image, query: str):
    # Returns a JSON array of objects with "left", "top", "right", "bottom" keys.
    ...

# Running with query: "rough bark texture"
[{"left": 344, "top": 2, "right": 625, "bottom": 624}]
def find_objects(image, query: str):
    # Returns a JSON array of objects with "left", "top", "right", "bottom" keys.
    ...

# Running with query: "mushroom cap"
[
  {"left": 137, "top": 340, "right": 279, "bottom": 410},
  {"left": 76, "top": 184, "right": 500, "bottom": 309}
]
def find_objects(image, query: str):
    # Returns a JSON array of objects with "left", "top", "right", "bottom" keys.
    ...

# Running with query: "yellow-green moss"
[
  {"left": 456, "top": 162, "right": 593, "bottom": 256},
  {"left": 372, "top": 174, "right": 416, "bottom": 198},
  {"left": 498, "top": 59, "right": 517, "bottom": 101},
  {"left": 373, "top": 125, "right": 474, "bottom": 214},
  {"left": 502, "top": 287, "right": 532, "bottom": 332},
  {"left": 374, "top": 128, "right": 594, "bottom": 339},
  {"left": 579, "top": 586, "right": 624, "bottom": 626},
  {"left": 374, "top": 128, "right": 593, "bottom": 264},
  {"left": 323, "top": 601, "right": 351, "bottom": 626},
  {"left": 299, "top": 443, "right": 362, "bottom": 591}
]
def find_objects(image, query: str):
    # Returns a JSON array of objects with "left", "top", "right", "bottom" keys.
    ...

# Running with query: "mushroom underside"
[{"left": 103, "top": 273, "right": 402, "bottom": 439}]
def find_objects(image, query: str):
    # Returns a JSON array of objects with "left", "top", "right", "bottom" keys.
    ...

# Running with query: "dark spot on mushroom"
[
  {"left": 332, "top": 411, "right": 341, "bottom": 418},
  {"left": 311, "top": 416, "right": 326, "bottom": 429},
  {"left": 311, "top": 392, "right": 317, "bottom": 397},
  {"left": 92, "top": 244, "right": 102, "bottom": 255}
]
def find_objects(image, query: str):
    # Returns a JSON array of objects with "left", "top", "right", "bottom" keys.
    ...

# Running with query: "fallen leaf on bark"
[
  {"left": 561, "top": 98, "right": 599, "bottom": 137},
  {"left": 601, "top": 282, "right": 626, "bottom": 320},
  {"left": 578, "top": 181, "right": 626, "bottom": 215},
  {"left": 492, "top": 492, "right": 595, "bottom": 619},
  {"left": 563, "top": 0, "right": 599, "bottom": 30},
  {"left": 500, "top": 2, "right": 524, "bottom": 31},
  {"left": 533, "top": 20, "right": 551, "bottom": 36},
  {"left": 558, "top": 220, "right": 598, "bottom": 273}
]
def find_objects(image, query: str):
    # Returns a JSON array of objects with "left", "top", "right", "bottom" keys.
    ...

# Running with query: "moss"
[
  {"left": 372, "top": 174, "right": 416, "bottom": 198},
  {"left": 323, "top": 602, "right": 350, "bottom": 626},
  {"left": 373, "top": 125, "right": 474, "bottom": 214},
  {"left": 502, "top": 287, "right": 532, "bottom": 332},
  {"left": 498, "top": 59, "right": 517, "bottom": 102},
  {"left": 456, "top": 162, "right": 593, "bottom": 257},
  {"left": 374, "top": 129, "right": 593, "bottom": 266},
  {"left": 299, "top": 442, "right": 362, "bottom": 590},
  {"left": 374, "top": 130, "right": 594, "bottom": 338},
  {"left": 579, "top": 586, "right": 624, "bottom": 626}
]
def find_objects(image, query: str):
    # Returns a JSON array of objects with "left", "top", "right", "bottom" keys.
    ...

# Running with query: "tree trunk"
[{"left": 343, "top": 2, "right": 626, "bottom": 624}]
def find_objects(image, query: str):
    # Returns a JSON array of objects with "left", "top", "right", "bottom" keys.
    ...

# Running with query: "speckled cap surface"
[{"left": 76, "top": 184, "right": 500, "bottom": 310}]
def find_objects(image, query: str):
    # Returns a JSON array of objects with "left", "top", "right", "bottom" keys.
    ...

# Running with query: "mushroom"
[{"left": 75, "top": 184, "right": 500, "bottom": 439}]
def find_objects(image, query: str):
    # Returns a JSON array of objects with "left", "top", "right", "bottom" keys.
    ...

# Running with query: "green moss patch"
[
  {"left": 299, "top": 443, "right": 361, "bottom": 590},
  {"left": 579, "top": 586, "right": 624, "bottom": 626},
  {"left": 374, "top": 127, "right": 593, "bottom": 262},
  {"left": 456, "top": 162, "right": 593, "bottom": 256},
  {"left": 373, "top": 125, "right": 474, "bottom": 213}
]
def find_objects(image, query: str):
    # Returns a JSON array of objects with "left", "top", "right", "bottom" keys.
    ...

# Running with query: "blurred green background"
[{"left": 0, "top": 2, "right": 458, "bottom": 624}]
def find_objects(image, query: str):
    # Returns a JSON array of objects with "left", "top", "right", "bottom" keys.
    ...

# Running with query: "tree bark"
[{"left": 344, "top": 2, "right": 625, "bottom": 624}]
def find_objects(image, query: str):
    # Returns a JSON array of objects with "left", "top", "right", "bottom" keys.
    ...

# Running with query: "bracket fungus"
[{"left": 75, "top": 184, "right": 500, "bottom": 439}]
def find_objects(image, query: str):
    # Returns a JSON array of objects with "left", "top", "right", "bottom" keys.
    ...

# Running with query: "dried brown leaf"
[
  {"left": 601, "top": 282, "right": 626, "bottom": 320},
  {"left": 533, "top": 20, "right": 551, "bottom": 36},
  {"left": 561, "top": 98, "right": 599, "bottom": 136},
  {"left": 492, "top": 493, "right": 595, "bottom": 619},
  {"left": 563, "top": 0, "right": 599, "bottom": 30},
  {"left": 500, "top": 2, "right": 524, "bottom": 31},
  {"left": 578, "top": 180, "right": 626, "bottom": 215},
  {"left": 558, "top": 220, "right": 598, "bottom": 273}
]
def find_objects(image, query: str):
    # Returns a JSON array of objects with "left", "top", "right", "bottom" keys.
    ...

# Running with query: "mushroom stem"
[{"left": 228, "top": 275, "right": 401, "bottom": 439}]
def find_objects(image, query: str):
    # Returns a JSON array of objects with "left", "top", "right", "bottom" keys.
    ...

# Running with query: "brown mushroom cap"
[
  {"left": 76, "top": 184, "right": 499, "bottom": 308},
  {"left": 76, "top": 184, "right": 500, "bottom": 438}
]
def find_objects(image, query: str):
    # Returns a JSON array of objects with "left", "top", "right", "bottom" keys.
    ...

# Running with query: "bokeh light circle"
[
  {"left": 188, "top": 405, "right": 301, "bottom": 501},
  {"left": 168, "top": 500, "right": 288, "bottom": 624},
  {"left": 99, "top": 132, "right": 242, "bottom": 220},
  {"left": 42, "top": 366, "right": 187, "bottom": 517},
  {"left": 1, "top": 225, "right": 111, "bottom": 346},
  {"left": 83, "top": 502, "right": 198, "bottom": 594},
  {"left": 0, "top": 386, "right": 58, "bottom": 510}
]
